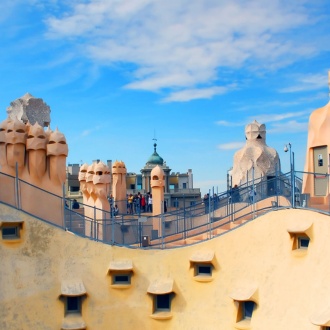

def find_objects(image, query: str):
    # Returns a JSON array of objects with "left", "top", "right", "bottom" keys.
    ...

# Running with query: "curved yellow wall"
[{"left": 1, "top": 203, "right": 329, "bottom": 329}]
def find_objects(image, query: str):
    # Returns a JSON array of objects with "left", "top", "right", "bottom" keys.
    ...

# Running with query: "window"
[
  {"left": 242, "top": 301, "right": 255, "bottom": 319},
  {"left": 195, "top": 264, "right": 212, "bottom": 276},
  {"left": 1, "top": 222, "right": 23, "bottom": 240},
  {"left": 154, "top": 294, "right": 171, "bottom": 312},
  {"left": 69, "top": 186, "right": 80, "bottom": 192},
  {"left": 66, "top": 296, "right": 81, "bottom": 314},
  {"left": 2, "top": 226, "right": 20, "bottom": 239},
  {"left": 108, "top": 260, "right": 133, "bottom": 288},
  {"left": 190, "top": 251, "right": 215, "bottom": 282},
  {"left": 112, "top": 273, "right": 131, "bottom": 285},
  {"left": 287, "top": 222, "right": 312, "bottom": 254},
  {"left": 298, "top": 236, "right": 310, "bottom": 249},
  {"left": 236, "top": 300, "right": 256, "bottom": 324},
  {"left": 147, "top": 278, "right": 174, "bottom": 319},
  {"left": 60, "top": 280, "right": 87, "bottom": 330},
  {"left": 230, "top": 286, "right": 258, "bottom": 328},
  {"left": 292, "top": 233, "right": 310, "bottom": 250}
]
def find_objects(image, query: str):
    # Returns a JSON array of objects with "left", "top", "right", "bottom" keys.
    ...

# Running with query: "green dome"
[{"left": 147, "top": 143, "right": 164, "bottom": 165}]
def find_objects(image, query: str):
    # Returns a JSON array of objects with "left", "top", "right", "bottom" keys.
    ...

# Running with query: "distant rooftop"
[{"left": 146, "top": 143, "right": 164, "bottom": 165}]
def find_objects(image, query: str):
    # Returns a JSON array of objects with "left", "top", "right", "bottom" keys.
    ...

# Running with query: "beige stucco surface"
[
  {"left": 1, "top": 203, "right": 329, "bottom": 330},
  {"left": 302, "top": 99, "right": 330, "bottom": 203}
]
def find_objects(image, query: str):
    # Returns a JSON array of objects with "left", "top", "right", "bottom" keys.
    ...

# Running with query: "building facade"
[{"left": 66, "top": 144, "right": 201, "bottom": 210}]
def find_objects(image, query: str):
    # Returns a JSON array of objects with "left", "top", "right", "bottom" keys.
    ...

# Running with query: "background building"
[{"left": 65, "top": 144, "right": 201, "bottom": 210}]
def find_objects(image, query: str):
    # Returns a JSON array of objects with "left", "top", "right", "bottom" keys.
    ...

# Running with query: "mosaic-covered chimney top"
[{"left": 7, "top": 93, "right": 51, "bottom": 127}]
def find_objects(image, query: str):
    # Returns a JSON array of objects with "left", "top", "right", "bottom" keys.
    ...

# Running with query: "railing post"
[
  {"left": 139, "top": 219, "right": 142, "bottom": 248},
  {"left": 230, "top": 191, "right": 233, "bottom": 222},
  {"left": 176, "top": 198, "right": 179, "bottom": 234},
  {"left": 111, "top": 213, "right": 115, "bottom": 245},
  {"left": 328, "top": 173, "right": 330, "bottom": 214},
  {"left": 62, "top": 183, "right": 66, "bottom": 229},
  {"left": 183, "top": 195, "right": 186, "bottom": 240},
  {"left": 161, "top": 201, "right": 164, "bottom": 249},
  {"left": 94, "top": 206, "right": 97, "bottom": 241},
  {"left": 208, "top": 189, "right": 212, "bottom": 238},
  {"left": 252, "top": 165, "right": 256, "bottom": 219},
  {"left": 276, "top": 166, "right": 279, "bottom": 208},
  {"left": 292, "top": 152, "right": 295, "bottom": 208},
  {"left": 15, "top": 162, "right": 20, "bottom": 210}
]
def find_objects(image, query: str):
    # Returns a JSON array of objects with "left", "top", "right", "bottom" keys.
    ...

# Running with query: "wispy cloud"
[
  {"left": 279, "top": 73, "right": 329, "bottom": 93},
  {"left": 80, "top": 125, "right": 102, "bottom": 137},
  {"left": 43, "top": 0, "right": 328, "bottom": 101},
  {"left": 251, "top": 110, "right": 310, "bottom": 124},
  {"left": 215, "top": 120, "right": 245, "bottom": 127},
  {"left": 227, "top": 92, "right": 328, "bottom": 113},
  {"left": 216, "top": 109, "right": 310, "bottom": 135},
  {"left": 267, "top": 120, "right": 308, "bottom": 133},
  {"left": 217, "top": 142, "right": 245, "bottom": 150},
  {"left": 162, "top": 86, "right": 233, "bottom": 103}
]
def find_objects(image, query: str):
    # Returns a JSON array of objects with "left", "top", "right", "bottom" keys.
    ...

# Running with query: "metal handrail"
[{"left": 0, "top": 169, "right": 329, "bottom": 249}]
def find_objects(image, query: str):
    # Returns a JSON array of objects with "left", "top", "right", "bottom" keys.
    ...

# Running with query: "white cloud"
[
  {"left": 267, "top": 120, "right": 308, "bottom": 133},
  {"left": 162, "top": 86, "right": 231, "bottom": 103},
  {"left": 217, "top": 142, "right": 245, "bottom": 150},
  {"left": 216, "top": 109, "right": 310, "bottom": 136},
  {"left": 279, "top": 73, "right": 329, "bottom": 93},
  {"left": 80, "top": 125, "right": 102, "bottom": 137},
  {"left": 251, "top": 110, "right": 310, "bottom": 124},
  {"left": 44, "top": 0, "right": 327, "bottom": 101},
  {"left": 216, "top": 120, "right": 244, "bottom": 127}
]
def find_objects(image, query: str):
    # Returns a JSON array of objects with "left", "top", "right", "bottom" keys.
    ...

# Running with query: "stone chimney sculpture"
[
  {"left": 79, "top": 161, "right": 111, "bottom": 240},
  {"left": 231, "top": 120, "right": 280, "bottom": 187},
  {"left": 112, "top": 160, "right": 127, "bottom": 214},
  {"left": 151, "top": 165, "right": 165, "bottom": 236},
  {"left": 0, "top": 94, "right": 68, "bottom": 226},
  {"left": 302, "top": 71, "right": 330, "bottom": 205},
  {"left": 7, "top": 93, "right": 50, "bottom": 127}
]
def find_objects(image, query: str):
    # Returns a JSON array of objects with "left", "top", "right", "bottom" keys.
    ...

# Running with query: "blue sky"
[{"left": 0, "top": 0, "right": 329, "bottom": 195}]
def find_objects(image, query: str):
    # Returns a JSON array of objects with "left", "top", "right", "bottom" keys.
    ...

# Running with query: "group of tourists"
[
  {"left": 203, "top": 193, "right": 222, "bottom": 213},
  {"left": 65, "top": 199, "right": 80, "bottom": 210},
  {"left": 127, "top": 192, "right": 153, "bottom": 215}
]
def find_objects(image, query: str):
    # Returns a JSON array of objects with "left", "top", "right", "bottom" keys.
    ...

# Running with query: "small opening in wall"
[
  {"left": 291, "top": 233, "right": 310, "bottom": 251},
  {"left": 154, "top": 293, "right": 171, "bottom": 312},
  {"left": 112, "top": 273, "right": 131, "bottom": 285},
  {"left": 66, "top": 296, "right": 81, "bottom": 314},
  {"left": 2, "top": 224, "right": 21, "bottom": 240},
  {"left": 195, "top": 264, "right": 212, "bottom": 276},
  {"left": 298, "top": 236, "right": 310, "bottom": 249},
  {"left": 243, "top": 301, "right": 255, "bottom": 319},
  {"left": 148, "top": 279, "right": 174, "bottom": 319},
  {"left": 236, "top": 300, "right": 256, "bottom": 323}
]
